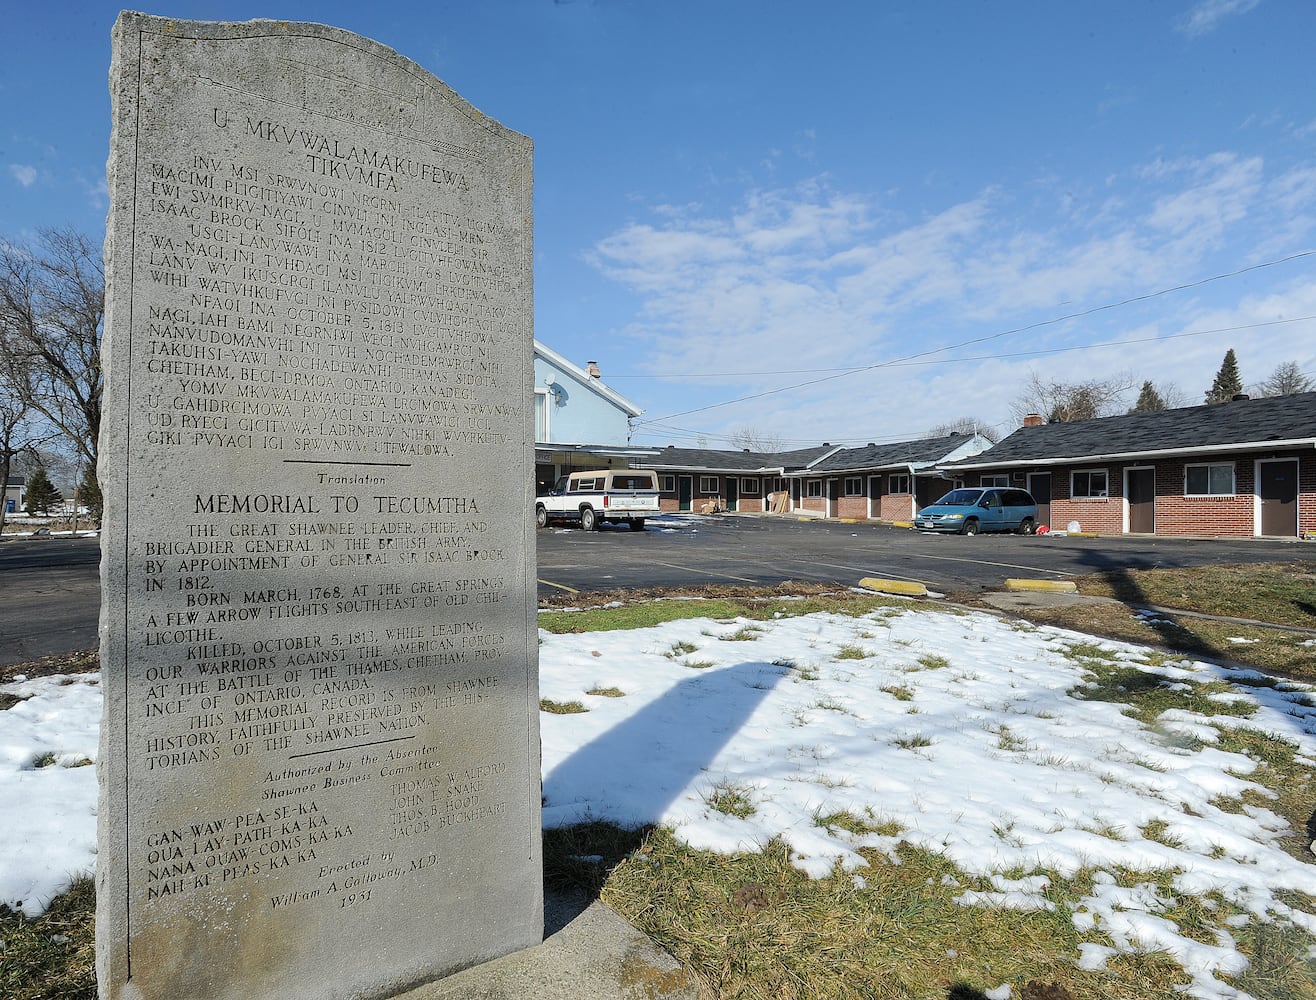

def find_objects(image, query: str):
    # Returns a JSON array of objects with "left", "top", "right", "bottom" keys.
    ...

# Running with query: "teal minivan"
[{"left": 915, "top": 488, "right": 1038, "bottom": 535}]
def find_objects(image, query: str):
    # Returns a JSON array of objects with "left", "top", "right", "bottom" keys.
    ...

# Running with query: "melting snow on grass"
[
  {"left": 538, "top": 608, "right": 1316, "bottom": 1000},
  {"left": 3, "top": 607, "right": 1315, "bottom": 998},
  {"left": 0, "top": 673, "right": 100, "bottom": 916}
]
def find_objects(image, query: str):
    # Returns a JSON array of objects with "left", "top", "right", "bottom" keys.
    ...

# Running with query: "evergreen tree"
[
  {"left": 1205, "top": 348, "right": 1243, "bottom": 404},
  {"left": 77, "top": 466, "right": 103, "bottom": 523},
  {"left": 1130, "top": 381, "right": 1167, "bottom": 413},
  {"left": 23, "top": 465, "right": 63, "bottom": 515}
]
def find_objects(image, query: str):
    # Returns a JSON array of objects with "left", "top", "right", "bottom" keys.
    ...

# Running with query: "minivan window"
[{"left": 934, "top": 489, "right": 983, "bottom": 505}]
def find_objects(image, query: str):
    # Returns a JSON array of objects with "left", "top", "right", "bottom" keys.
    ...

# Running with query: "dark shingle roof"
[
  {"left": 953, "top": 392, "right": 1316, "bottom": 468},
  {"left": 808, "top": 433, "right": 977, "bottom": 473}
]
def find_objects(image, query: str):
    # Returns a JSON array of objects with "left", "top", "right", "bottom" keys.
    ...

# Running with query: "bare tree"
[
  {"left": 0, "top": 227, "right": 104, "bottom": 467},
  {"left": 0, "top": 390, "right": 58, "bottom": 535},
  {"left": 726, "top": 426, "right": 785, "bottom": 453},
  {"left": 1011, "top": 370, "right": 1133, "bottom": 426},
  {"left": 1254, "top": 360, "right": 1313, "bottom": 397},
  {"left": 922, "top": 417, "right": 1000, "bottom": 443}
]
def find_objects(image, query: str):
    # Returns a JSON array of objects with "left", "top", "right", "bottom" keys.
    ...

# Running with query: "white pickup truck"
[{"left": 535, "top": 470, "right": 661, "bottom": 531}]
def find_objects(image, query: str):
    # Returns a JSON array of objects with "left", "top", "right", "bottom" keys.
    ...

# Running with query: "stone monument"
[{"left": 98, "top": 14, "right": 540, "bottom": 999}]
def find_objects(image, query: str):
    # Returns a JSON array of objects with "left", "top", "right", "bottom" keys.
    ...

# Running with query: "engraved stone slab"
[{"left": 98, "top": 15, "right": 539, "bottom": 999}]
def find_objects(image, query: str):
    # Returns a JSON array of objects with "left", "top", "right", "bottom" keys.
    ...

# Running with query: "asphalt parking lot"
[
  {"left": 535, "top": 512, "right": 1310, "bottom": 597},
  {"left": 1, "top": 514, "right": 1310, "bottom": 665}
]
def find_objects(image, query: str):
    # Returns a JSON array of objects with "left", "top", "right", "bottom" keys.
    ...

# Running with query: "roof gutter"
[
  {"left": 785, "top": 459, "right": 940, "bottom": 477},
  {"left": 637, "top": 464, "right": 788, "bottom": 475},
  {"left": 949, "top": 437, "right": 1316, "bottom": 470}
]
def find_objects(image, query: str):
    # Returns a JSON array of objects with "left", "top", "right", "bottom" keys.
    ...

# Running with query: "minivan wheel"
[
  {"left": 535, "top": 505, "right": 548, "bottom": 529},
  {"left": 1016, "top": 517, "right": 1034, "bottom": 535},
  {"left": 580, "top": 507, "right": 597, "bottom": 531},
  {"left": 961, "top": 518, "right": 979, "bottom": 536}
]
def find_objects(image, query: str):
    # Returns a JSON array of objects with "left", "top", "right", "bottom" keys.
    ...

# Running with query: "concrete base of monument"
[{"left": 394, "top": 889, "right": 711, "bottom": 1000}]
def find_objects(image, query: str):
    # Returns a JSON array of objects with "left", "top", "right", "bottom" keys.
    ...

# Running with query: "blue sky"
[{"left": 4, "top": 1, "right": 1315, "bottom": 448}]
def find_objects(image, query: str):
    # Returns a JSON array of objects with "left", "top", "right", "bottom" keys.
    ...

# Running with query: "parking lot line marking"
[
  {"left": 796, "top": 559, "right": 932, "bottom": 586},
  {"left": 908, "top": 552, "right": 1074, "bottom": 577},
  {"left": 650, "top": 560, "right": 759, "bottom": 584},
  {"left": 537, "top": 578, "right": 580, "bottom": 594}
]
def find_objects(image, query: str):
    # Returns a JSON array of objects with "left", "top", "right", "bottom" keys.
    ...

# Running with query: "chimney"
[
  {"left": 1023, "top": 413, "right": 1044, "bottom": 427},
  {"left": 586, "top": 361, "right": 601, "bottom": 379}
]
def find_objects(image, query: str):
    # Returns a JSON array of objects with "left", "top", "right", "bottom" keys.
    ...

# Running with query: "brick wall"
[
  {"left": 880, "top": 494, "right": 917, "bottom": 521},
  {"left": 975, "top": 451, "right": 1312, "bottom": 538},
  {"left": 837, "top": 496, "right": 869, "bottom": 519},
  {"left": 1048, "top": 499, "right": 1124, "bottom": 535}
]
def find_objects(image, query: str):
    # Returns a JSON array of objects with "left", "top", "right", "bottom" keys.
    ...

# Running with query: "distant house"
[
  {"left": 787, "top": 433, "right": 993, "bottom": 520},
  {"left": 3, "top": 476, "right": 24, "bottom": 515},
  {"left": 637, "top": 445, "right": 840, "bottom": 513},
  {"left": 943, "top": 392, "right": 1316, "bottom": 537},
  {"left": 532, "top": 342, "right": 656, "bottom": 493}
]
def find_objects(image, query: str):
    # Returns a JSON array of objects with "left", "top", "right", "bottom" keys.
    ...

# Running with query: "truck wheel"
[
  {"left": 580, "top": 507, "right": 597, "bottom": 531},
  {"left": 961, "top": 518, "right": 979, "bottom": 536},
  {"left": 628, "top": 518, "right": 646, "bottom": 532},
  {"left": 535, "top": 505, "right": 547, "bottom": 529}
]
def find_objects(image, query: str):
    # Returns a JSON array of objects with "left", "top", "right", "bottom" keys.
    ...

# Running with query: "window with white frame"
[
  {"left": 844, "top": 477, "right": 863, "bottom": 496},
  {"left": 1072, "top": 469, "right": 1109, "bottom": 499},
  {"left": 699, "top": 476, "right": 719, "bottom": 494},
  {"left": 534, "top": 389, "right": 549, "bottom": 441},
  {"left": 981, "top": 475, "right": 1008, "bottom": 487},
  {"left": 806, "top": 480, "right": 823, "bottom": 498},
  {"left": 740, "top": 478, "right": 760, "bottom": 495},
  {"left": 659, "top": 475, "right": 676, "bottom": 493},
  {"left": 889, "top": 473, "right": 911, "bottom": 495},
  {"left": 1184, "top": 462, "right": 1234, "bottom": 496}
]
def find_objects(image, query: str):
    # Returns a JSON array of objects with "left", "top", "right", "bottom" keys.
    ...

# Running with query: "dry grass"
[
  {"left": 539, "top": 698, "right": 588, "bottom": 714},
  {"left": 0, "top": 876, "right": 96, "bottom": 1000},
  {"left": 976, "top": 561, "right": 1316, "bottom": 683},
  {"left": 1076, "top": 561, "right": 1316, "bottom": 628},
  {"left": 595, "top": 830, "right": 1245, "bottom": 1000}
]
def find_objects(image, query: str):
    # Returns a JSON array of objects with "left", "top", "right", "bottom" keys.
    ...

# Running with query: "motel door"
[
  {"left": 1259, "top": 460, "right": 1298, "bottom": 536},
  {"left": 1127, "top": 468, "right": 1156, "bottom": 534},
  {"left": 678, "top": 476, "right": 694, "bottom": 513},
  {"left": 725, "top": 478, "right": 739, "bottom": 511},
  {"left": 1027, "top": 473, "right": 1052, "bottom": 529}
]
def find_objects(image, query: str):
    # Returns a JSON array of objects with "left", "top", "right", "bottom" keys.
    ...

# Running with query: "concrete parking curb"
[
  {"left": 1004, "top": 579, "right": 1078, "bottom": 593},
  {"left": 859, "top": 577, "right": 929, "bottom": 597}
]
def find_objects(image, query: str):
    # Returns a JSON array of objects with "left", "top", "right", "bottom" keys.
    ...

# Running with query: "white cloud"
[
  {"left": 1145, "top": 154, "right": 1263, "bottom": 241},
  {"left": 9, "top": 164, "right": 37, "bottom": 187},
  {"left": 1175, "top": 0, "right": 1262, "bottom": 38},
  {"left": 592, "top": 153, "right": 1316, "bottom": 446}
]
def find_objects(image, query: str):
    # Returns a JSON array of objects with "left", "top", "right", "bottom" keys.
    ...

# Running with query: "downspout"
[{"left": 907, "top": 464, "right": 918, "bottom": 520}]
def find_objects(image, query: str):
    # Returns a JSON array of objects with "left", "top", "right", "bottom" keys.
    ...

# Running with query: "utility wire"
[
  {"left": 633, "top": 250, "right": 1315, "bottom": 425},
  {"left": 616, "top": 314, "right": 1315, "bottom": 378}
]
